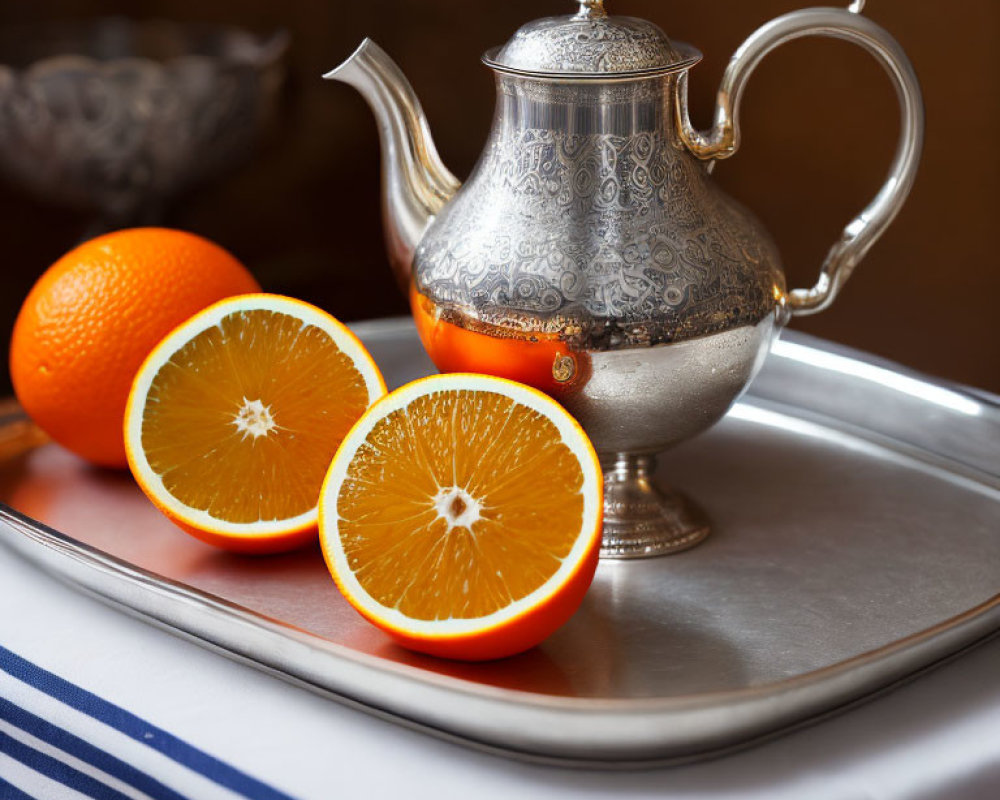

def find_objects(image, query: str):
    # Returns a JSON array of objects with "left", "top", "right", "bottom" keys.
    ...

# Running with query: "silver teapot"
[{"left": 326, "top": 0, "right": 923, "bottom": 558}]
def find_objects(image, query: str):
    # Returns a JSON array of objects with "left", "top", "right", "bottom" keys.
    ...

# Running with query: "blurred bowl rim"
[{"left": 0, "top": 17, "right": 290, "bottom": 76}]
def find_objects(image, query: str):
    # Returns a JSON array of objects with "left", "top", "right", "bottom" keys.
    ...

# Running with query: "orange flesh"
[
  {"left": 141, "top": 309, "right": 370, "bottom": 524},
  {"left": 336, "top": 389, "right": 585, "bottom": 620}
]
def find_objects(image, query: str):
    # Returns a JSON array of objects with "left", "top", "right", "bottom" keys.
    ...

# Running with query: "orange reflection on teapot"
[{"left": 410, "top": 287, "right": 589, "bottom": 399}]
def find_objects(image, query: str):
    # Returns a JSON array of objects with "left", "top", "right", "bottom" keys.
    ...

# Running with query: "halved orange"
[
  {"left": 124, "top": 294, "right": 386, "bottom": 553},
  {"left": 319, "top": 373, "right": 603, "bottom": 661}
]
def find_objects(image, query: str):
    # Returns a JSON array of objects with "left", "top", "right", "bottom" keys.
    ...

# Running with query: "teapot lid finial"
[
  {"left": 573, "top": 0, "right": 607, "bottom": 20},
  {"left": 485, "top": 2, "right": 699, "bottom": 78}
]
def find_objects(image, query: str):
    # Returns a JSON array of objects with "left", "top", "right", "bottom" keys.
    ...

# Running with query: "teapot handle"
[{"left": 676, "top": 2, "right": 924, "bottom": 316}]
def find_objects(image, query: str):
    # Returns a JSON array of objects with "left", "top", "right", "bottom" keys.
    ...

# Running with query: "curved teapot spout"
[{"left": 325, "top": 39, "right": 460, "bottom": 288}]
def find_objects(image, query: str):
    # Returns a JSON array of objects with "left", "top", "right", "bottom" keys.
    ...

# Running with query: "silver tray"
[{"left": 1, "top": 318, "right": 998, "bottom": 767}]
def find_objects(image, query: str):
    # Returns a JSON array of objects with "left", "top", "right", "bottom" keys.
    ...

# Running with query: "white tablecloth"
[{"left": 1, "top": 540, "right": 998, "bottom": 800}]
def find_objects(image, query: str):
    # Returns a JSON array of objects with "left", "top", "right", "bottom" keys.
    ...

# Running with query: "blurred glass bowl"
[{"left": 0, "top": 18, "right": 288, "bottom": 229}]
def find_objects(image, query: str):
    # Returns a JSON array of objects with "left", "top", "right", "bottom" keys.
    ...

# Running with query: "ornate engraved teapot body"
[{"left": 326, "top": 0, "right": 923, "bottom": 557}]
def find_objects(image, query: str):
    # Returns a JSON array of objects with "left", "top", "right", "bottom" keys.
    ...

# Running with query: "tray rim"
[{"left": 1, "top": 320, "right": 998, "bottom": 766}]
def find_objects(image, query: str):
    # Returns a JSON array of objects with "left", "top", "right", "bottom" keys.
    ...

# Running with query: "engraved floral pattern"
[
  {"left": 493, "top": 14, "right": 680, "bottom": 75},
  {"left": 415, "top": 121, "right": 783, "bottom": 347}
]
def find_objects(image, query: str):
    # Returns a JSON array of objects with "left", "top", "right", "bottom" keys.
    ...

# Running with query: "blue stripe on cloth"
[
  {"left": 0, "top": 728, "right": 132, "bottom": 799},
  {"left": 0, "top": 697, "right": 189, "bottom": 800},
  {"left": 0, "top": 646, "right": 295, "bottom": 800},
  {"left": 0, "top": 775, "right": 48, "bottom": 800},
  {"left": 0, "top": 776, "right": 43, "bottom": 800}
]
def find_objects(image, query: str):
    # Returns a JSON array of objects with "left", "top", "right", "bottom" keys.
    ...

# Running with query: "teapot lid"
[{"left": 484, "top": 0, "right": 699, "bottom": 78}]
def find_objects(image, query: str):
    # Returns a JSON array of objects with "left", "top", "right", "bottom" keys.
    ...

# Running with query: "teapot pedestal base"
[{"left": 599, "top": 453, "right": 710, "bottom": 559}]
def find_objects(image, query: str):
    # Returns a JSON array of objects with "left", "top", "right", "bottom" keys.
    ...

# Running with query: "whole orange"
[{"left": 10, "top": 228, "right": 261, "bottom": 467}]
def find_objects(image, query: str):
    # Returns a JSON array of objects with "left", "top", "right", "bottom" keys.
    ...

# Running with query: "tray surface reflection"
[{"left": 1, "top": 318, "right": 998, "bottom": 765}]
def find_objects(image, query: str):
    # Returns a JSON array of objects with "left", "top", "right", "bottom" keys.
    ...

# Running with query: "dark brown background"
[{"left": 1, "top": 1, "right": 997, "bottom": 393}]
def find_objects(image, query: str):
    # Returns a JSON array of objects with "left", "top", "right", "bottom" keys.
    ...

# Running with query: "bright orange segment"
[
  {"left": 141, "top": 308, "right": 371, "bottom": 524},
  {"left": 335, "top": 389, "right": 585, "bottom": 620}
]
